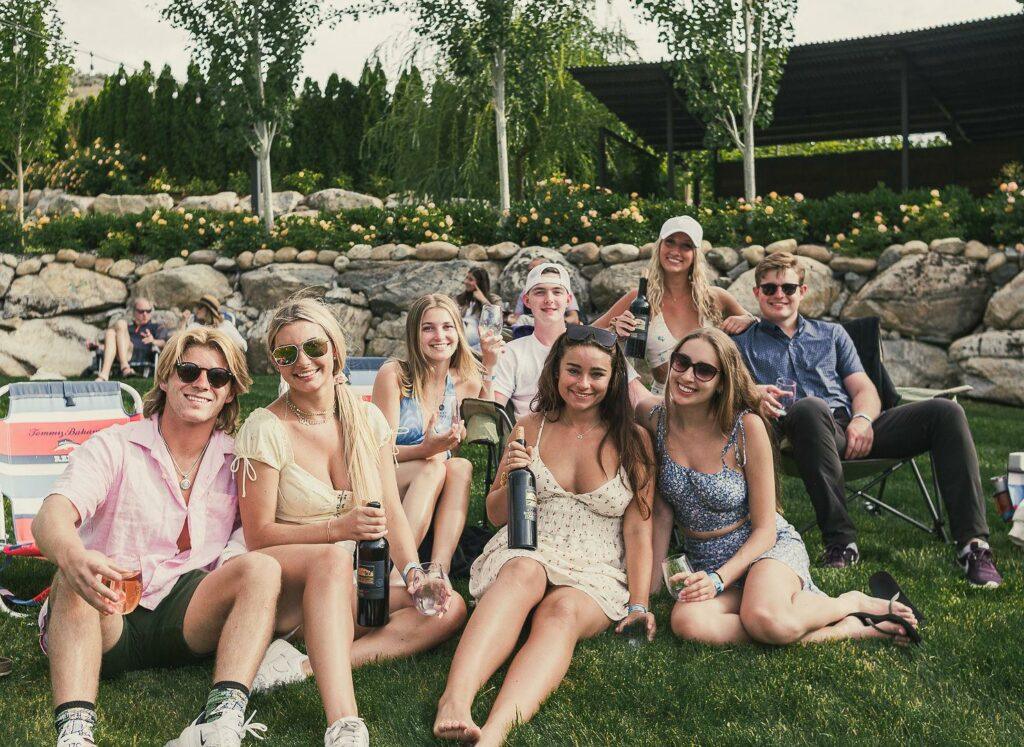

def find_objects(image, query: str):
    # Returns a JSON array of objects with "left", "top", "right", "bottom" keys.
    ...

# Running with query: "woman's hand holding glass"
[
  {"left": 422, "top": 412, "right": 464, "bottom": 457},
  {"left": 408, "top": 562, "right": 454, "bottom": 619},
  {"left": 678, "top": 571, "right": 718, "bottom": 602},
  {"left": 614, "top": 608, "right": 657, "bottom": 642},
  {"left": 479, "top": 328, "right": 505, "bottom": 372}
]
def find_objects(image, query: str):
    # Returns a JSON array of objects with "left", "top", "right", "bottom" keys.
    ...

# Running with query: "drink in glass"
[
  {"left": 434, "top": 393, "right": 457, "bottom": 434},
  {"left": 479, "top": 304, "right": 503, "bottom": 341},
  {"left": 661, "top": 553, "right": 694, "bottom": 600},
  {"left": 104, "top": 566, "right": 142, "bottom": 615},
  {"left": 775, "top": 377, "right": 798, "bottom": 416},
  {"left": 412, "top": 563, "right": 448, "bottom": 616}
]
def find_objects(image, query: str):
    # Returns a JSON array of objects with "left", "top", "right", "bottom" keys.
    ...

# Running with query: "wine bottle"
[
  {"left": 625, "top": 277, "right": 651, "bottom": 359},
  {"left": 356, "top": 501, "right": 389, "bottom": 627},
  {"left": 506, "top": 426, "right": 538, "bottom": 550}
]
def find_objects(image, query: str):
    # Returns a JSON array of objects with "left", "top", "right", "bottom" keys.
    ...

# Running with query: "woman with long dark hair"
[
  {"left": 456, "top": 267, "right": 502, "bottom": 354},
  {"left": 434, "top": 325, "right": 656, "bottom": 746}
]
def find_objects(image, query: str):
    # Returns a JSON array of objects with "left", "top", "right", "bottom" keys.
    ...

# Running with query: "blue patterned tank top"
[
  {"left": 395, "top": 373, "right": 456, "bottom": 446},
  {"left": 653, "top": 405, "right": 751, "bottom": 533}
]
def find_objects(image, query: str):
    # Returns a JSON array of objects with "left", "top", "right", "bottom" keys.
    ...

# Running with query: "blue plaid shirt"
[{"left": 732, "top": 316, "right": 864, "bottom": 416}]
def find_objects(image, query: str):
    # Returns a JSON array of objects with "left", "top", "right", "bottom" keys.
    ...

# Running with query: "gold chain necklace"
[{"left": 286, "top": 392, "right": 330, "bottom": 426}]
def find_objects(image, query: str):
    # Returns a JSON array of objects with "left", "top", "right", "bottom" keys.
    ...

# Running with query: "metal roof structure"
[{"left": 570, "top": 13, "right": 1024, "bottom": 152}]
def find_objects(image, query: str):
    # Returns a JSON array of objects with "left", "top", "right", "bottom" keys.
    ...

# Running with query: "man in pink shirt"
[{"left": 33, "top": 327, "right": 279, "bottom": 747}]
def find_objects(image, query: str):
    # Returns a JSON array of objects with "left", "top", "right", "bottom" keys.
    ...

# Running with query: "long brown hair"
[
  {"left": 455, "top": 267, "right": 492, "bottom": 312},
  {"left": 533, "top": 333, "right": 653, "bottom": 518},
  {"left": 398, "top": 294, "right": 481, "bottom": 403},
  {"left": 664, "top": 327, "right": 780, "bottom": 507},
  {"left": 646, "top": 226, "right": 721, "bottom": 327},
  {"left": 143, "top": 326, "right": 252, "bottom": 434}
]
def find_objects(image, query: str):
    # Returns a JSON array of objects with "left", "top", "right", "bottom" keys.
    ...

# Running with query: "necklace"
[
  {"left": 159, "top": 427, "right": 210, "bottom": 491},
  {"left": 286, "top": 392, "right": 330, "bottom": 426},
  {"left": 563, "top": 417, "right": 602, "bottom": 440}
]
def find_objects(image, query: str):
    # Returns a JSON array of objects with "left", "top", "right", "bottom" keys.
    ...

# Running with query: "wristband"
[
  {"left": 708, "top": 572, "right": 725, "bottom": 596},
  {"left": 852, "top": 412, "right": 873, "bottom": 425},
  {"left": 626, "top": 603, "right": 648, "bottom": 615},
  {"left": 482, "top": 373, "right": 496, "bottom": 382},
  {"left": 401, "top": 561, "right": 421, "bottom": 583}
]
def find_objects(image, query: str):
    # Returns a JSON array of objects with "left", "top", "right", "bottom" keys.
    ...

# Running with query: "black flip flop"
[
  {"left": 848, "top": 594, "right": 922, "bottom": 645},
  {"left": 869, "top": 571, "right": 926, "bottom": 625}
]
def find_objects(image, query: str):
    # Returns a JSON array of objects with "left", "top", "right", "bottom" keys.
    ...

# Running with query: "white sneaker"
[
  {"left": 252, "top": 639, "right": 309, "bottom": 694},
  {"left": 164, "top": 710, "right": 267, "bottom": 746},
  {"left": 324, "top": 717, "right": 369, "bottom": 747}
]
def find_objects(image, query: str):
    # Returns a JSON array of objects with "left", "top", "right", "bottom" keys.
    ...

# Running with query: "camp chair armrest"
[{"left": 118, "top": 382, "right": 144, "bottom": 415}]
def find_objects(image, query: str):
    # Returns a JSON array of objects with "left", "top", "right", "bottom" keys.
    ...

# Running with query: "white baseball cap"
[
  {"left": 522, "top": 262, "right": 573, "bottom": 296},
  {"left": 658, "top": 215, "right": 703, "bottom": 247}
]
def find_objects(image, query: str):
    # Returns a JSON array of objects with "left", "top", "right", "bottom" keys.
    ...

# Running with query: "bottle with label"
[
  {"left": 356, "top": 501, "right": 389, "bottom": 627},
  {"left": 507, "top": 426, "right": 538, "bottom": 550},
  {"left": 624, "top": 277, "right": 650, "bottom": 360}
]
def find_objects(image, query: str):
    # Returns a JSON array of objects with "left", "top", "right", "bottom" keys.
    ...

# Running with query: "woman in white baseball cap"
[{"left": 594, "top": 216, "right": 755, "bottom": 396}]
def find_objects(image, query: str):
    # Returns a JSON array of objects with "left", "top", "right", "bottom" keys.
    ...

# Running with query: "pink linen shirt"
[{"left": 49, "top": 415, "right": 239, "bottom": 609}]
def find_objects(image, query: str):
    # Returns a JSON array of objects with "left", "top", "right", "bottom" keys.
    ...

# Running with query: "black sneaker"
[
  {"left": 960, "top": 541, "right": 1002, "bottom": 589},
  {"left": 820, "top": 543, "right": 859, "bottom": 568}
]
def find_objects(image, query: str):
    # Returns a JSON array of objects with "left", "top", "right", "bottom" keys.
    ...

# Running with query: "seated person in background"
[
  {"left": 93, "top": 296, "right": 168, "bottom": 380},
  {"left": 372, "top": 294, "right": 503, "bottom": 572},
  {"left": 510, "top": 257, "right": 581, "bottom": 327},
  {"left": 32, "top": 327, "right": 282, "bottom": 747},
  {"left": 456, "top": 267, "right": 503, "bottom": 354},
  {"left": 732, "top": 251, "right": 1002, "bottom": 588},
  {"left": 182, "top": 293, "right": 248, "bottom": 352},
  {"left": 434, "top": 325, "right": 655, "bottom": 745},
  {"left": 594, "top": 215, "right": 755, "bottom": 397},
  {"left": 636, "top": 328, "right": 918, "bottom": 647},
  {"left": 224, "top": 296, "right": 466, "bottom": 747}
]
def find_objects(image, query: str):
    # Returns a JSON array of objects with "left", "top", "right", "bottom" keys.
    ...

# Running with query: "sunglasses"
[
  {"left": 272, "top": 336, "right": 330, "bottom": 367},
  {"left": 669, "top": 352, "right": 719, "bottom": 382},
  {"left": 565, "top": 324, "right": 617, "bottom": 350},
  {"left": 758, "top": 282, "right": 800, "bottom": 297},
  {"left": 175, "top": 362, "right": 234, "bottom": 389},
  {"left": 134, "top": 307, "right": 153, "bottom": 313}
]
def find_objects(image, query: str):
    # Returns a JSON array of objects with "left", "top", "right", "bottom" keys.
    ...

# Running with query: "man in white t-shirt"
[{"left": 493, "top": 263, "right": 572, "bottom": 419}]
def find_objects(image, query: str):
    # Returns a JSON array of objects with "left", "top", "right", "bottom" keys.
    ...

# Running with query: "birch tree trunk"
[
  {"left": 741, "top": 1, "right": 757, "bottom": 202},
  {"left": 15, "top": 138, "right": 24, "bottom": 228},
  {"left": 254, "top": 121, "right": 274, "bottom": 233},
  {"left": 492, "top": 48, "right": 510, "bottom": 212}
]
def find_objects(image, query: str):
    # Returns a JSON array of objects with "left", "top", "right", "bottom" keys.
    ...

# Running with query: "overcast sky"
[{"left": 56, "top": 0, "right": 1021, "bottom": 84}]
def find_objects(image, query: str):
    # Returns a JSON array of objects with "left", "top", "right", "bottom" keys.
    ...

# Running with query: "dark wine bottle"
[
  {"left": 625, "top": 277, "right": 650, "bottom": 360},
  {"left": 506, "top": 426, "right": 538, "bottom": 550},
  {"left": 356, "top": 501, "right": 389, "bottom": 627}
]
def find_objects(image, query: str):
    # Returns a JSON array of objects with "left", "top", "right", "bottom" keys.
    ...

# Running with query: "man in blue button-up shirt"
[{"left": 733, "top": 252, "right": 1001, "bottom": 589}]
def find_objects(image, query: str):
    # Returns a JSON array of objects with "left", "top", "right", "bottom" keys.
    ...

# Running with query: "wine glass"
[
  {"left": 775, "top": 377, "right": 798, "bottom": 416},
  {"left": 479, "top": 304, "right": 503, "bottom": 341},
  {"left": 412, "top": 563, "right": 449, "bottom": 616},
  {"left": 434, "top": 394, "right": 457, "bottom": 434},
  {"left": 661, "top": 553, "right": 694, "bottom": 600}
]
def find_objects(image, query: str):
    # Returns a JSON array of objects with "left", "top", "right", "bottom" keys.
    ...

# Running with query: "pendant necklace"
[
  {"left": 286, "top": 392, "right": 330, "bottom": 426},
  {"left": 159, "top": 427, "right": 210, "bottom": 491},
  {"left": 564, "top": 417, "right": 602, "bottom": 440}
]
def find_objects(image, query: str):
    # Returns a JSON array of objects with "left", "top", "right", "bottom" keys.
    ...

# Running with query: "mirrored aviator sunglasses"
[
  {"left": 272, "top": 336, "right": 330, "bottom": 367},
  {"left": 669, "top": 352, "right": 719, "bottom": 382},
  {"left": 565, "top": 324, "right": 617, "bottom": 350},
  {"left": 175, "top": 362, "right": 234, "bottom": 389}
]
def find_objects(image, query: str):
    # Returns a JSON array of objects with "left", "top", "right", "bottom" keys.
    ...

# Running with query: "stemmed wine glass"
[{"left": 479, "top": 304, "right": 503, "bottom": 342}]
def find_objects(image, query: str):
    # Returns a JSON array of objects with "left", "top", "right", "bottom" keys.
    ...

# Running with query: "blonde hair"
[
  {"left": 399, "top": 294, "right": 481, "bottom": 403},
  {"left": 755, "top": 251, "right": 806, "bottom": 285},
  {"left": 646, "top": 232, "right": 721, "bottom": 328},
  {"left": 142, "top": 326, "right": 252, "bottom": 434},
  {"left": 266, "top": 295, "right": 383, "bottom": 504}
]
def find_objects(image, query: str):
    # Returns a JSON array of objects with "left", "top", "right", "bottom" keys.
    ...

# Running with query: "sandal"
[
  {"left": 120, "top": 366, "right": 137, "bottom": 378},
  {"left": 848, "top": 593, "right": 922, "bottom": 645},
  {"left": 869, "top": 571, "right": 926, "bottom": 624}
]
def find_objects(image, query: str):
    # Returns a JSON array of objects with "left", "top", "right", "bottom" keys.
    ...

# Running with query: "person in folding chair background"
[
  {"left": 32, "top": 327, "right": 283, "bottom": 747},
  {"left": 732, "top": 252, "right": 1002, "bottom": 589},
  {"left": 93, "top": 296, "right": 169, "bottom": 381}
]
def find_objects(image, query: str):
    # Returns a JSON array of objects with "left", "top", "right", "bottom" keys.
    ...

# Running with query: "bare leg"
[
  {"left": 434, "top": 557, "right": 548, "bottom": 742},
  {"left": 396, "top": 459, "right": 446, "bottom": 546},
  {"left": 475, "top": 586, "right": 609, "bottom": 747},
  {"left": 182, "top": 552, "right": 281, "bottom": 686},
  {"left": 739, "top": 559, "right": 917, "bottom": 646},
  {"left": 98, "top": 327, "right": 119, "bottom": 381},
  {"left": 46, "top": 572, "right": 125, "bottom": 705},
  {"left": 256, "top": 544, "right": 358, "bottom": 722},
  {"left": 670, "top": 587, "right": 749, "bottom": 645},
  {"left": 430, "top": 458, "right": 472, "bottom": 571},
  {"left": 112, "top": 320, "right": 132, "bottom": 374}
]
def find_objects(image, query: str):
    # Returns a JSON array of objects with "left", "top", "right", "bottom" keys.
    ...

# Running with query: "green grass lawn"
[{"left": 1, "top": 376, "right": 1022, "bottom": 745}]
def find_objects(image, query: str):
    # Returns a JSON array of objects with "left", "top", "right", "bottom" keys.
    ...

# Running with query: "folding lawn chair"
[
  {"left": 0, "top": 381, "right": 143, "bottom": 616},
  {"left": 780, "top": 317, "right": 967, "bottom": 543},
  {"left": 461, "top": 398, "right": 516, "bottom": 490}
]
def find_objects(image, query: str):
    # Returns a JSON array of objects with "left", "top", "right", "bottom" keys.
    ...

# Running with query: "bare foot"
[
  {"left": 434, "top": 699, "right": 481, "bottom": 743},
  {"left": 838, "top": 616, "right": 911, "bottom": 646},
  {"left": 858, "top": 592, "right": 917, "bottom": 630}
]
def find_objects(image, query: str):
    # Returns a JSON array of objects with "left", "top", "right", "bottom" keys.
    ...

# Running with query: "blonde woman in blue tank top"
[{"left": 635, "top": 328, "right": 921, "bottom": 646}]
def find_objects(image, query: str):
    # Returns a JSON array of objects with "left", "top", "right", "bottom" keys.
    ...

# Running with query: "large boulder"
[
  {"left": 880, "top": 339, "right": 958, "bottom": 389},
  {"left": 239, "top": 263, "right": 337, "bottom": 309},
  {"left": 92, "top": 193, "right": 174, "bottom": 216},
  {"left": 239, "top": 191, "right": 305, "bottom": 216},
  {"left": 590, "top": 261, "right": 647, "bottom": 310},
  {"left": 496, "top": 248, "right": 590, "bottom": 311},
  {"left": 177, "top": 192, "right": 239, "bottom": 212},
  {"left": 0, "top": 316, "right": 99, "bottom": 377},
  {"left": 842, "top": 253, "right": 992, "bottom": 342},
  {"left": 5, "top": 264, "right": 127, "bottom": 318},
  {"left": 727, "top": 256, "right": 840, "bottom": 318},
  {"left": 338, "top": 260, "right": 482, "bottom": 316},
  {"left": 0, "top": 265, "right": 13, "bottom": 298},
  {"left": 47, "top": 193, "right": 95, "bottom": 216},
  {"left": 983, "top": 270, "right": 1024, "bottom": 329},
  {"left": 29, "top": 188, "right": 65, "bottom": 214},
  {"left": 949, "top": 330, "right": 1024, "bottom": 405},
  {"left": 133, "top": 265, "right": 232, "bottom": 309},
  {"left": 304, "top": 188, "right": 384, "bottom": 212}
]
